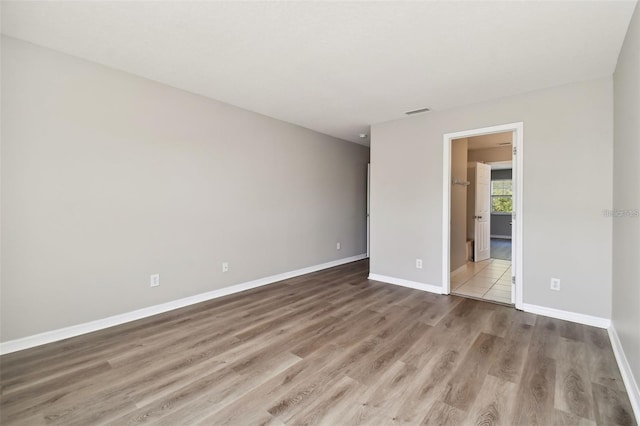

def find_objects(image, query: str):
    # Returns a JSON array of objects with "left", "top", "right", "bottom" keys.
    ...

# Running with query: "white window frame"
[{"left": 491, "top": 179, "right": 513, "bottom": 215}]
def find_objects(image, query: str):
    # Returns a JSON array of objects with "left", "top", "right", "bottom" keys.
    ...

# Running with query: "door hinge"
[
  {"left": 513, "top": 146, "right": 517, "bottom": 155},
  {"left": 512, "top": 276, "right": 516, "bottom": 285}
]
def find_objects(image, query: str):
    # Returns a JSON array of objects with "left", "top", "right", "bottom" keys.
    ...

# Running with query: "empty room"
[{"left": 1, "top": 1, "right": 639, "bottom": 425}]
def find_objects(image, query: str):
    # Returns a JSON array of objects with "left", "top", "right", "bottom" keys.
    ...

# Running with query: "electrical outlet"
[
  {"left": 222, "top": 262, "right": 229, "bottom": 273},
  {"left": 416, "top": 259, "right": 423, "bottom": 269},
  {"left": 550, "top": 278, "right": 560, "bottom": 291},
  {"left": 336, "top": 242, "right": 341, "bottom": 250},
  {"left": 150, "top": 274, "right": 160, "bottom": 287}
]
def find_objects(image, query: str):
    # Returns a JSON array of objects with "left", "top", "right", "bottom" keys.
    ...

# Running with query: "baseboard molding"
[
  {"left": 451, "top": 264, "right": 468, "bottom": 276},
  {"left": 368, "top": 273, "right": 445, "bottom": 295},
  {"left": 521, "top": 303, "right": 611, "bottom": 329},
  {"left": 608, "top": 325, "right": 640, "bottom": 421},
  {"left": 0, "top": 254, "right": 367, "bottom": 355},
  {"left": 490, "top": 235, "right": 512, "bottom": 239}
]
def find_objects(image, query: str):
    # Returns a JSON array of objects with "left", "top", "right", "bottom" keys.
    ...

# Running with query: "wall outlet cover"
[{"left": 150, "top": 274, "right": 160, "bottom": 287}]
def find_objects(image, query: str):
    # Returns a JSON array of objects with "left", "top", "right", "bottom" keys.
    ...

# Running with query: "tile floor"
[{"left": 451, "top": 258, "right": 512, "bottom": 304}]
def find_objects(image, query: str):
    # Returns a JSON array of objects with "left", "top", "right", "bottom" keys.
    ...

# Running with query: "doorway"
[
  {"left": 442, "top": 123, "right": 523, "bottom": 309},
  {"left": 487, "top": 162, "right": 513, "bottom": 262}
]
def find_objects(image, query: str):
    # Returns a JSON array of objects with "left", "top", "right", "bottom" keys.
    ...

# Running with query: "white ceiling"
[{"left": 1, "top": 1, "right": 636, "bottom": 145}]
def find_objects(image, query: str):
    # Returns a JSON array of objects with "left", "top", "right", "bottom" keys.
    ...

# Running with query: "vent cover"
[{"left": 405, "top": 107, "right": 431, "bottom": 115}]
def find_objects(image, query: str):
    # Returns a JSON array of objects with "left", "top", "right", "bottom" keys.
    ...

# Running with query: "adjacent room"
[
  {"left": 1, "top": 1, "right": 639, "bottom": 425},
  {"left": 450, "top": 132, "right": 514, "bottom": 305}
]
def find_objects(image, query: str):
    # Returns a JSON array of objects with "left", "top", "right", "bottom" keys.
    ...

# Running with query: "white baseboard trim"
[
  {"left": 522, "top": 303, "right": 611, "bottom": 329},
  {"left": 490, "top": 235, "right": 512, "bottom": 239},
  {"left": 608, "top": 325, "right": 640, "bottom": 421},
  {"left": 0, "top": 254, "right": 367, "bottom": 355},
  {"left": 368, "top": 274, "right": 445, "bottom": 295}
]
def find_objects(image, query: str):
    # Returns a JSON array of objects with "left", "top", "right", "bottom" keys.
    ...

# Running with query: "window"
[{"left": 491, "top": 179, "right": 512, "bottom": 213}]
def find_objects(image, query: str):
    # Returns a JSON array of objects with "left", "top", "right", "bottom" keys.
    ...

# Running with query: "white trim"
[
  {"left": 487, "top": 160, "right": 512, "bottom": 170},
  {"left": 0, "top": 254, "right": 367, "bottom": 355},
  {"left": 608, "top": 325, "right": 640, "bottom": 421},
  {"left": 451, "top": 264, "right": 469, "bottom": 276},
  {"left": 521, "top": 303, "right": 611, "bottom": 328},
  {"left": 442, "top": 122, "right": 524, "bottom": 309},
  {"left": 442, "top": 135, "right": 452, "bottom": 295},
  {"left": 513, "top": 123, "right": 524, "bottom": 309},
  {"left": 368, "top": 273, "right": 445, "bottom": 295},
  {"left": 490, "top": 234, "right": 512, "bottom": 239},
  {"left": 367, "top": 163, "right": 371, "bottom": 258}
]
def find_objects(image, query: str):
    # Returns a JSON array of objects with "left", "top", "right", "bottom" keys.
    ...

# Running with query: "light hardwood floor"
[{"left": 1, "top": 260, "right": 636, "bottom": 425}]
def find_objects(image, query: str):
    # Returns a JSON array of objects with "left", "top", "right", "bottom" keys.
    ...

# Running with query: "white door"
[{"left": 474, "top": 163, "right": 491, "bottom": 262}]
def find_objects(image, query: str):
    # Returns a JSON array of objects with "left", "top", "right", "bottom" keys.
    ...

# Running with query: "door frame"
[
  {"left": 442, "top": 122, "right": 524, "bottom": 309},
  {"left": 367, "top": 163, "right": 371, "bottom": 258}
]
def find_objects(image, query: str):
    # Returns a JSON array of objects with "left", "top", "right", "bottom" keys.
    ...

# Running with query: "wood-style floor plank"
[
  {"left": 555, "top": 359, "right": 595, "bottom": 421},
  {"left": 511, "top": 316, "right": 559, "bottom": 426},
  {"left": 463, "top": 375, "right": 517, "bottom": 425},
  {"left": 421, "top": 401, "right": 466, "bottom": 426},
  {"left": 0, "top": 260, "right": 636, "bottom": 425},
  {"left": 591, "top": 383, "right": 637, "bottom": 426},
  {"left": 487, "top": 310, "right": 535, "bottom": 383},
  {"left": 440, "top": 332, "right": 503, "bottom": 411}
]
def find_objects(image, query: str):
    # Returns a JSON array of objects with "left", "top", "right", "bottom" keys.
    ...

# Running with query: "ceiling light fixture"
[{"left": 405, "top": 107, "right": 431, "bottom": 115}]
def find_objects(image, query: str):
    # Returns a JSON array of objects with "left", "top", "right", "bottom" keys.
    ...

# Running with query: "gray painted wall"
[
  {"left": 370, "top": 77, "right": 613, "bottom": 318},
  {"left": 613, "top": 3, "right": 640, "bottom": 396},
  {"left": 491, "top": 216, "right": 512, "bottom": 238},
  {"left": 1, "top": 37, "right": 370, "bottom": 341}
]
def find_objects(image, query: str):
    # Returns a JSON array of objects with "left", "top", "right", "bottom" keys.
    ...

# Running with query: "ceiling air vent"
[{"left": 405, "top": 107, "right": 431, "bottom": 115}]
